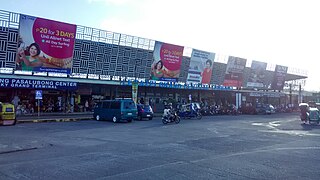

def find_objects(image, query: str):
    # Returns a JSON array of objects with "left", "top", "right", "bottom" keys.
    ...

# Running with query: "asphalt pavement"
[{"left": 1, "top": 112, "right": 320, "bottom": 179}]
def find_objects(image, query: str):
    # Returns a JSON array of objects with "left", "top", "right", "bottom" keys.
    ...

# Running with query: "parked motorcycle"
[{"left": 200, "top": 106, "right": 211, "bottom": 116}]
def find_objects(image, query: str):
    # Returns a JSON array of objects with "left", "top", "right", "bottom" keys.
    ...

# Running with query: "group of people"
[{"left": 15, "top": 102, "right": 35, "bottom": 115}]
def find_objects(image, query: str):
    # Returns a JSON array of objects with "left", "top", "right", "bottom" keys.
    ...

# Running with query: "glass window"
[
  {"left": 144, "top": 105, "right": 151, "bottom": 110},
  {"left": 102, "top": 101, "right": 111, "bottom": 108},
  {"left": 95, "top": 102, "right": 102, "bottom": 108},
  {"left": 123, "top": 101, "right": 136, "bottom": 109},
  {"left": 110, "top": 101, "right": 121, "bottom": 109},
  {"left": 5, "top": 107, "right": 13, "bottom": 112}
]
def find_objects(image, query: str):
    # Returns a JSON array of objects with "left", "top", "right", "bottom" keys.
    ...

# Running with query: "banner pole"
[{"left": 38, "top": 99, "right": 40, "bottom": 117}]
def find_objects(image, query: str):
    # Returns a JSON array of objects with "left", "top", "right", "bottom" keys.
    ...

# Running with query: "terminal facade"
[{"left": 0, "top": 10, "right": 308, "bottom": 113}]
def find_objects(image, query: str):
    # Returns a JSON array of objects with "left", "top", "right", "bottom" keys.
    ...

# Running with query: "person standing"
[
  {"left": 85, "top": 100, "right": 89, "bottom": 112},
  {"left": 11, "top": 95, "right": 20, "bottom": 113}
]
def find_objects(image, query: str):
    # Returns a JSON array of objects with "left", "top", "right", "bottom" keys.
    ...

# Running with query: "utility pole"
[
  {"left": 299, "top": 84, "right": 302, "bottom": 103},
  {"left": 289, "top": 84, "right": 292, "bottom": 105}
]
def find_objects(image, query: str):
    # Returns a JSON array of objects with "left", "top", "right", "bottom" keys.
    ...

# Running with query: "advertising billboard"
[
  {"left": 16, "top": 15, "right": 76, "bottom": 74},
  {"left": 223, "top": 56, "right": 247, "bottom": 87},
  {"left": 150, "top": 41, "right": 184, "bottom": 82},
  {"left": 247, "top": 61, "right": 267, "bottom": 88},
  {"left": 186, "top": 49, "right": 215, "bottom": 84},
  {"left": 271, "top": 65, "right": 288, "bottom": 90},
  {"left": 132, "top": 81, "right": 138, "bottom": 104}
]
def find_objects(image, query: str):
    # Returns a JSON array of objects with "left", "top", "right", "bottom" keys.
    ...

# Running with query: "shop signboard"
[
  {"left": 223, "top": 56, "right": 247, "bottom": 87},
  {"left": 122, "top": 79, "right": 233, "bottom": 90},
  {"left": 187, "top": 49, "right": 215, "bottom": 84},
  {"left": 247, "top": 61, "right": 267, "bottom": 88},
  {"left": 150, "top": 41, "right": 184, "bottom": 82},
  {"left": 0, "top": 78, "right": 77, "bottom": 90},
  {"left": 271, "top": 65, "right": 288, "bottom": 90},
  {"left": 16, "top": 14, "right": 76, "bottom": 74}
]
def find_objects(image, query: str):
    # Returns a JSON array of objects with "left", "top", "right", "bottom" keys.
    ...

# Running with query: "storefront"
[{"left": 0, "top": 76, "right": 78, "bottom": 114}]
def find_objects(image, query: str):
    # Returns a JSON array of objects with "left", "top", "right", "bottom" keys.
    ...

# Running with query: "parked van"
[
  {"left": 0, "top": 102, "right": 17, "bottom": 126},
  {"left": 93, "top": 99, "right": 137, "bottom": 123}
]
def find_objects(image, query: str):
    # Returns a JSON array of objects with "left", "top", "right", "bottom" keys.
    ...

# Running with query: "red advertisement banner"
[
  {"left": 16, "top": 15, "right": 76, "bottom": 74},
  {"left": 150, "top": 41, "right": 184, "bottom": 82}
]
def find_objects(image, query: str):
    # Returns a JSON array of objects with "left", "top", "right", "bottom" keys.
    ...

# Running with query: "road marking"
[
  {"left": 252, "top": 120, "right": 320, "bottom": 136},
  {"left": 260, "top": 129, "right": 320, "bottom": 136}
]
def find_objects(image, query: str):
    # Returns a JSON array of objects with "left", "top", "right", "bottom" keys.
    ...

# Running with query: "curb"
[{"left": 17, "top": 117, "right": 93, "bottom": 124}]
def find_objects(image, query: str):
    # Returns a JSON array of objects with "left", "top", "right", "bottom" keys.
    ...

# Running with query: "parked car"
[
  {"left": 255, "top": 103, "right": 275, "bottom": 115},
  {"left": 93, "top": 99, "right": 137, "bottom": 123},
  {"left": 255, "top": 103, "right": 266, "bottom": 114},
  {"left": 137, "top": 104, "right": 153, "bottom": 120},
  {"left": 265, "top": 104, "right": 276, "bottom": 114}
]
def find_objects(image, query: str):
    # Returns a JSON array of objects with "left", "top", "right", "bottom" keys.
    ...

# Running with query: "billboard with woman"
[
  {"left": 16, "top": 15, "right": 76, "bottom": 74},
  {"left": 186, "top": 49, "right": 215, "bottom": 84},
  {"left": 150, "top": 41, "right": 184, "bottom": 82}
]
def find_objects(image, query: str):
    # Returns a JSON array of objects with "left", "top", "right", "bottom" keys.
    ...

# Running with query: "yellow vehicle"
[{"left": 0, "top": 102, "right": 17, "bottom": 126}]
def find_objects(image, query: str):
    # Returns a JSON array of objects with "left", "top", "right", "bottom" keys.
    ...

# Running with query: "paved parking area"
[{"left": 1, "top": 113, "right": 320, "bottom": 179}]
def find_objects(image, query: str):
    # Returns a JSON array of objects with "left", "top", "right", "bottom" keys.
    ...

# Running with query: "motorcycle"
[
  {"left": 162, "top": 109, "right": 180, "bottom": 124},
  {"left": 229, "top": 105, "right": 240, "bottom": 116}
]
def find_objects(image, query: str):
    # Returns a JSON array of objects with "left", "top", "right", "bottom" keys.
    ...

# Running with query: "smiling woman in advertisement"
[
  {"left": 150, "top": 60, "right": 167, "bottom": 80},
  {"left": 16, "top": 42, "right": 44, "bottom": 71}
]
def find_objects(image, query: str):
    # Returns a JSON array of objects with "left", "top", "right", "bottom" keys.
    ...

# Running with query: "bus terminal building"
[{"left": 0, "top": 10, "right": 308, "bottom": 113}]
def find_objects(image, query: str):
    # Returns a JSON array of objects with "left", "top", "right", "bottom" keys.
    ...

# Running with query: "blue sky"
[
  {"left": 2, "top": 0, "right": 319, "bottom": 90},
  {"left": 1, "top": 0, "right": 120, "bottom": 28}
]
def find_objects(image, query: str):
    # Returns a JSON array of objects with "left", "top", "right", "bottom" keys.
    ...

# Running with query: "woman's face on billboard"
[
  {"left": 29, "top": 45, "right": 38, "bottom": 57},
  {"left": 156, "top": 61, "right": 162, "bottom": 70},
  {"left": 205, "top": 61, "right": 211, "bottom": 68}
]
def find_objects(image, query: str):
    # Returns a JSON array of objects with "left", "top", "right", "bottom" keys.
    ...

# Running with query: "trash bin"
[{"left": 0, "top": 102, "right": 17, "bottom": 126}]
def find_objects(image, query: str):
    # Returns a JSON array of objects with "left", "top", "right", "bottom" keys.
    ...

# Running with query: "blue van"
[{"left": 93, "top": 99, "right": 137, "bottom": 123}]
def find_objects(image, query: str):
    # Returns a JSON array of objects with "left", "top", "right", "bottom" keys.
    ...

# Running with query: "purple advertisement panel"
[
  {"left": 271, "top": 65, "right": 288, "bottom": 90},
  {"left": 16, "top": 15, "right": 76, "bottom": 74},
  {"left": 223, "top": 56, "right": 247, "bottom": 87},
  {"left": 150, "top": 41, "right": 184, "bottom": 82},
  {"left": 247, "top": 61, "right": 267, "bottom": 88}
]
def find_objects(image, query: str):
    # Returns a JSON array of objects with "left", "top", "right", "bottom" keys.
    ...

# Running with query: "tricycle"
[
  {"left": 178, "top": 103, "right": 202, "bottom": 119},
  {"left": 299, "top": 103, "right": 320, "bottom": 124},
  {"left": 307, "top": 107, "right": 320, "bottom": 124},
  {"left": 0, "top": 102, "right": 17, "bottom": 126}
]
